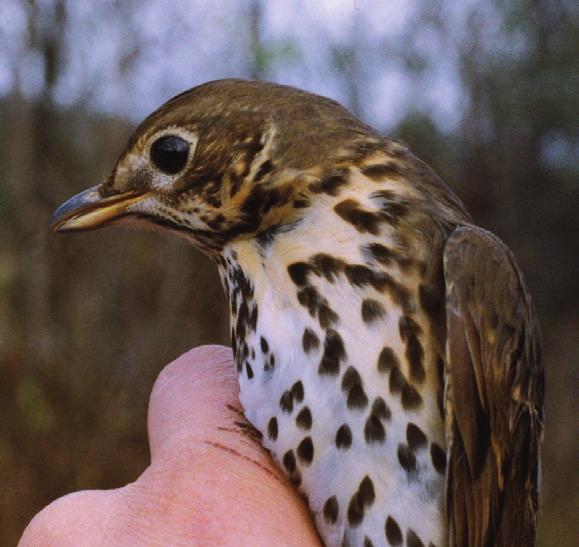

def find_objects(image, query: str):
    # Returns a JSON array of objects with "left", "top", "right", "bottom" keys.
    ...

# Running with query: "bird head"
[{"left": 51, "top": 79, "right": 380, "bottom": 254}]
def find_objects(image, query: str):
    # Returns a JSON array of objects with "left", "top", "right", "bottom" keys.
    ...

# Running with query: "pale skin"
[{"left": 19, "top": 345, "right": 321, "bottom": 546}]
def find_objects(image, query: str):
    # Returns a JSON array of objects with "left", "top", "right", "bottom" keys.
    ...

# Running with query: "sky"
[{"left": 0, "top": 0, "right": 466, "bottom": 132}]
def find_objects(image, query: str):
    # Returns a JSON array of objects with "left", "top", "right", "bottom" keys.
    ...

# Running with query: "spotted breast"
[
  {"left": 218, "top": 157, "right": 452, "bottom": 547},
  {"left": 52, "top": 79, "right": 544, "bottom": 547}
]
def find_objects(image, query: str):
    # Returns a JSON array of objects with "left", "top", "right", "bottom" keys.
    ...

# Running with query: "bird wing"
[{"left": 442, "top": 225, "right": 544, "bottom": 547}]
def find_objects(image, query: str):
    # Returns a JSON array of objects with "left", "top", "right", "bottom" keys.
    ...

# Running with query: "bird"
[{"left": 51, "top": 79, "right": 544, "bottom": 547}]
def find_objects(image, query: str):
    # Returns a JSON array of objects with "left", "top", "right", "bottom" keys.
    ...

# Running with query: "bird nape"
[{"left": 51, "top": 79, "right": 544, "bottom": 547}]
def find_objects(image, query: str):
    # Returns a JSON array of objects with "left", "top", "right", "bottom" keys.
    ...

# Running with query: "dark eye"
[{"left": 150, "top": 135, "right": 190, "bottom": 174}]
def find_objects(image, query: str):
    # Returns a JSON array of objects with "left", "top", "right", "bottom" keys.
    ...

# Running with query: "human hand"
[{"left": 19, "top": 345, "right": 321, "bottom": 546}]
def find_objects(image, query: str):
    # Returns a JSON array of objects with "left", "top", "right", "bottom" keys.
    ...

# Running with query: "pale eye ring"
[{"left": 150, "top": 135, "right": 190, "bottom": 175}]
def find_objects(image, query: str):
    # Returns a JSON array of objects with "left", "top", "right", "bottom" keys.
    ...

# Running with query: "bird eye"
[{"left": 150, "top": 135, "right": 190, "bottom": 175}]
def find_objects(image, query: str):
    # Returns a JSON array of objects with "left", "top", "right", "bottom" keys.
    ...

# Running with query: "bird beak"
[{"left": 51, "top": 186, "right": 147, "bottom": 232}]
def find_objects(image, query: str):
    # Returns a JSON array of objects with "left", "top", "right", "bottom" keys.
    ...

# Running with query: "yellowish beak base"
[{"left": 51, "top": 186, "right": 147, "bottom": 232}]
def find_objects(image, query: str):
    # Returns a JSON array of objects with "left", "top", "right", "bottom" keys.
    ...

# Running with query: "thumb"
[{"left": 20, "top": 345, "right": 320, "bottom": 546}]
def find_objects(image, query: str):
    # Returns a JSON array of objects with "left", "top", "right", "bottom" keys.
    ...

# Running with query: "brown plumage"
[
  {"left": 444, "top": 227, "right": 543, "bottom": 546},
  {"left": 51, "top": 79, "right": 544, "bottom": 546}
]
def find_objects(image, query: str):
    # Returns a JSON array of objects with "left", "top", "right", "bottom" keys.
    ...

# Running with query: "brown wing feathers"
[{"left": 443, "top": 226, "right": 544, "bottom": 547}]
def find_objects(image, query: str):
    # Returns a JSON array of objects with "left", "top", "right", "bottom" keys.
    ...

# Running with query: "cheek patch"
[
  {"left": 115, "top": 152, "right": 149, "bottom": 189},
  {"left": 150, "top": 170, "right": 178, "bottom": 192}
]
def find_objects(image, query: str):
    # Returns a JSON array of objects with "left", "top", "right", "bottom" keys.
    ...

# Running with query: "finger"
[
  {"left": 147, "top": 344, "right": 242, "bottom": 460},
  {"left": 143, "top": 344, "right": 321, "bottom": 544}
]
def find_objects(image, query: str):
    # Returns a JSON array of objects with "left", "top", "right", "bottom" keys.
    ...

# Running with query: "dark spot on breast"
[
  {"left": 380, "top": 275, "right": 413, "bottom": 314},
  {"left": 385, "top": 516, "right": 403, "bottom": 545},
  {"left": 347, "top": 475, "right": 376, "bottom": 528},
  {"left": 302, "top": 328, "right": 320, "bottom": 353},
  {"left": 377, "top": 347, "right": 399, "bottom": 373},
  {"left": 342, "top": 366, "right": 362, "bottom": 390},
  {"left": 260, "top": 336, "right": 269, "bottom": 353},
  {"left": 318, "top": 304, "right": 339, "bottom": 328},
  {"left": 402, "top": 383, "right": 423, "bottom": 409},
  {"left": 297, "top": 436, "right": 314, "bottom": 465},
  {"left": 364, "top": 242, "right": 413, "bottom": 270},
  {"left": 399, "top": 315, "right": 422, "bottom": 340},
  {"left": 361, "top": 298, "right": 386, "bottom": 323},
  {"left": 342, "top": 368, "right": 367, "bottom": 409},
  {"left": 430, "top": 442, "right": 447, "bottom": 474},
  {"left": 323, "top": 495, "right": 339, "bottom": 524},
  {"left": 296, "top": 407, "right": 312, "bottom": 430},
  {"left": 406, "top": 423, "right": 427, "bottom": 450},
  {"left": 250, "top": 307, "right": 259, "bottom": 330},
  {"left": 364, "top": 415, "right": 386, "bottom": 444},
  {"left": 358, "top": 476, "right": 375, "bottom": 506},
  {"left": 407, "top": 529, "right": 425, "bottom": 547},
  {"left": 334, "top": 199, "right": 383, "bottom": 235},
  {"left": 343, "top": 265, "right": 413, "bottom": 314},
  {"left": 288, "top": 262, "right": 310, "bottom": 286},
  {"left": 283, "top": 450, "right": 296, "bottom": 473},
  {"left": 388, "top": 363, "right": 424, "bottom": 410},
  {"left": 237, "top": 341, "right": 249, "bottom": 367},
  {"left": 236, "top": 302, "right": 249, "bottom": 338},
  {"left": 347, "top": 383, "right": 369, "bottom": 409},
  {"left": 406, "top": 334, "right": 425, "bottom": 383},
  {"left": 267, "top": 417, "right": 278, "bottom": 441},
  {"left": 371, "top": 397, "right": 391, "bottom": 420},
  {"left": 389, "top": 366, "right": 405, "bottom": 394},
  {"left": 336, "top": 424, "right": 353, "bottom": 449},
  {"left": 296, "top": 286, "right": 339, "bottom": 328},
  {"left": 345, "top": 264, "right": 376, "bottom": 286},
  {"left": 297, "top": 286, "right": 319, "bottom": 314},
  {"left": 319, "top": 329, "right": 346, "bottom": 375},
  {"left": 289, "top": 470, "right": 302, "bottom": 487},
  {"left": 309, "top": 168, "right": 349, "bottom": 196},
  {"left": 364, "top": 537, "right": 374, "bottom": 547},
  {"left": 310, "top": 253, "right": 345, "bottom": 282},
  {"left": 397, "top": 443, "right": 417, "bottom": 472},
  {"left": 347, "top": 494, "right": 364, "bottom": 527},
  {"left": 370, "top": 190, "right": 409, "bottom": 225},
  {"left": 364, "top": 242, "right": 396, "bottom": 266},
  {"left": 245, "top": 362, "right": 254, "bottom": 379},
  {"left": 290, "top": 380, "right": 304, "bottom": 403},
  {"left": 279, "top": 391, "right": 294, "bottom": 413}
]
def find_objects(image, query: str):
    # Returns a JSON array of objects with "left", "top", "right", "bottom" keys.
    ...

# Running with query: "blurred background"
[{"left": 0, "top": 0, "right": 577, "bottom": 544}]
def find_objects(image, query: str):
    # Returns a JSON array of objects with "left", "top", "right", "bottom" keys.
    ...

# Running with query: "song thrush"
[{"left": 52, "top": 79, "right": 544, "bottom": 547}]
